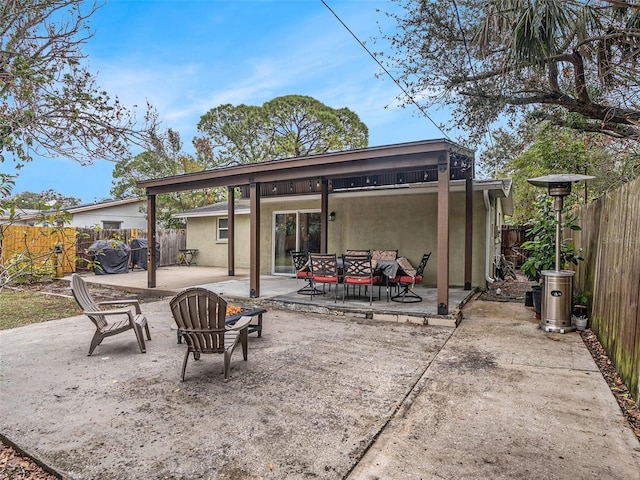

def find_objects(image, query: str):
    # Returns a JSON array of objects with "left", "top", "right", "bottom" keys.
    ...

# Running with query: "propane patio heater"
[{"left": 527, "top": 174, "right": 594, "bottom": 333}]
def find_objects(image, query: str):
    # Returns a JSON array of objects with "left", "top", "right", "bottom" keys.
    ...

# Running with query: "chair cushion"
[
  {"left": 313, "top": 275, "right": 338, "bottom": 283},
  {"left": 297, "top": 271, "right": 312, "bottom": 279},
  {"left": 372, "top": 250, "right": 397, "bottom": 261},
  {"left": 396, "top": 257, "right": 417, "bottom": 277},
  {"left": 345, "top": 276, "right": 379, "bottom": 285},
  {"left": 393, "top": 274, "right": 423, "bottom": 284}
]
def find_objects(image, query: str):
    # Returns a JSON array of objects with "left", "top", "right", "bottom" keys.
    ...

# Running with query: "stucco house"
[
  {"left": 173, "top": 178, "right": 513, "bottom": 288},
  {"left": 137, "top": 139, "right": 514, "bottom": 315},
  {"left": 1, "top": 198, "right": 146, "bottom": 229}
]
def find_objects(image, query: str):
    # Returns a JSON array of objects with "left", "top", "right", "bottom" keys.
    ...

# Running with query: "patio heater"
[{"left": 527, "top": 174, "right": 595, "bottom": 333}]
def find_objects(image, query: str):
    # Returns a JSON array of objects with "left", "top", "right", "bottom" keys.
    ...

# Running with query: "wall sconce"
[{"left": 329, "top": 211, "right": 336, "bottom": 221}]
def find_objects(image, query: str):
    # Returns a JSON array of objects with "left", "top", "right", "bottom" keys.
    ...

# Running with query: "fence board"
[
  {"left": 0, "top": 226, "right": 76, "bottom": 275},
  {"left": 2, "top": 227, "right": 186, "bottom": 274},
  {"left": 574, "top": 177, "right": 640, "bottom": 401},
  {"left": 500, "top": 225, "right": 532, "bottom": 266}
]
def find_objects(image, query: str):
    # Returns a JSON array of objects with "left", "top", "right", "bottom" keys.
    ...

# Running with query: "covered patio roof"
[{"left": 137, "top": 138, "right": 475, "bottom": 315}]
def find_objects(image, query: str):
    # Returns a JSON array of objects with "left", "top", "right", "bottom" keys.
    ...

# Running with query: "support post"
[
  {"left": 228, "top": 187, "right": 235, "bottom": 276},
  {"left": 320, "top": 179, "right": 329, "bottom": 253},
  {"left": 464, "top": 163, "right": 473, "bottom": 290},
  {"left": 437, "top": 153, "right": 450, "bottom": 315},
  {"left": 249, "top": 181, "right": 261, "bottom": 298},
  {"left": 146, "top": 193, "right": 157, "bottom": 288}
]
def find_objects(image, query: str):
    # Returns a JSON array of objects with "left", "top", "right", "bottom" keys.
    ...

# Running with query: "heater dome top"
[{"left": 528, "top": 174, "right": 595, "bottom": 188}]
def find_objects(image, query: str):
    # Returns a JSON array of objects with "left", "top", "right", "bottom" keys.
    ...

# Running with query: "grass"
[{"left": 0, "top": 289, "right": 81, "bottom": 330}]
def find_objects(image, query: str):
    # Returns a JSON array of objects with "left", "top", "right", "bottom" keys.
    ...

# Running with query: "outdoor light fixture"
[
  {"left": 329, "top": 212, "right": 336, "bottom": 221},
  {"left": 527, "top": 174, "right": 595, "bottom": 333}
]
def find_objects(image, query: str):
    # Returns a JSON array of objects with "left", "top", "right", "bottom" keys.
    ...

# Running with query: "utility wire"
[{"left": 321, "top": 0, "right": 451, "bottom": 140}]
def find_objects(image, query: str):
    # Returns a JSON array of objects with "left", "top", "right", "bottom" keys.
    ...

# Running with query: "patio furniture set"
[
  {"left": 71, "top": 274, "right": 263, "bottom": 382},
  {"left": 291, "top": 249, "right": 432, "bottom": 305}
]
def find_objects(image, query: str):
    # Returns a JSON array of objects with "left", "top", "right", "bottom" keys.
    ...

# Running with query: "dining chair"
[
  {"left": 346, "top": 249, "right": 370, "bottom": 256},
  {"left": 390, "top": 252, "right": 431, "bottom": 303},
  {"left": 290, "top": 250, "right": 319, "bottom": 295},
  {"left": 309, "top": 253, "right": 341, "bottom": 302},
  {"left": 342, "top": 254, "right": 380, "bottom": 305}
]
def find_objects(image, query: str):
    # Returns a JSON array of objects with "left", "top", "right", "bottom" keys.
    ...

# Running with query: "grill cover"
[
  {"left": 88, "top": 240, "right": 130, "bottom": 275},
  {"left": 130, "top": 238, "right": 160, "bottom": 270}
]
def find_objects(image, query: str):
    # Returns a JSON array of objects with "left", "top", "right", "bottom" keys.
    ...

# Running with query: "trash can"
[{"left": 540, "top": 270, "right": 575, "bottom": 333}]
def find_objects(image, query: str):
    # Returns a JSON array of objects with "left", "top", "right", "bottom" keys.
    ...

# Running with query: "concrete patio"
[{"left": 1, "top": 269, "right": 639, "bottom": 479}]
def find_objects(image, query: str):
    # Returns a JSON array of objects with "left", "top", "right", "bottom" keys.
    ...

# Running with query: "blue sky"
[{"left": 8, "top": 0, "right": 457, "bottom": 204}]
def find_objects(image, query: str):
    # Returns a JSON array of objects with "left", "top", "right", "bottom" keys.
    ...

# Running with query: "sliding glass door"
[{"left": 273, "top": 211, "right": 321, "bottom": 274}]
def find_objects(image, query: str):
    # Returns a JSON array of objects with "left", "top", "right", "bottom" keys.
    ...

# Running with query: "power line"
[{"left": 321, "top": 0, "right": 451, "bottom": 140}]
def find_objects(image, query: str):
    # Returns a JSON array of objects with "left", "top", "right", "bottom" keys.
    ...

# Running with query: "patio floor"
[{"left": 2, "top": 295, "right": 639, "bottom": 479}]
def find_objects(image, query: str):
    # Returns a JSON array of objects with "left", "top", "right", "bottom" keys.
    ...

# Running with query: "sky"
[{"left": 7, "top": 0, "right": 458, "bottom": 204}]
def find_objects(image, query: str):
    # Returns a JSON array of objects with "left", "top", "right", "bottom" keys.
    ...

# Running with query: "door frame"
[{"left": 271, "top": 209, "right": 321, "bottom": 275}]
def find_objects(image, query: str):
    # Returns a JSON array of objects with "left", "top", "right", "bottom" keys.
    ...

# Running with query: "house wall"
[
  {"left": 70, "top": 202, "right": 147, "bottom": 229},
  {"left": 327, "top": 191, "right": 486, "bottom": 287},
  {"left": 185, "top": 191, "right": 490, "bottom": 288},
  {"left": 185, "top": 215, "right": 251, "bottom": 269}
]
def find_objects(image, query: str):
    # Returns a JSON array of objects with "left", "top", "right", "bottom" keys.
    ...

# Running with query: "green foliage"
[
  {"left": 573, "top": 290, "right": 592, "bottom": 307},
  {"left": 111, "top": 128, "right": 223, "bottom": 228},
  {"left": 481, "top": 121, "right": 640, "bottom": 223},
  {"left": 520, "top": 196, "right": 584, "bottom": 283},
  {"left": 10, "top": 190, "right": 81, "bottom": 209},
  {"left": 195, "top": 95, "right": 369, "bottom": 167},
  {"left": 5, "top": 252, "right": 55, "bottom": 284},
  {"left": 380, "top": 0, "right": 640, "bottom": 143},
  {"left": 1, "top": 0, "right": 157, "bottom": 165}
]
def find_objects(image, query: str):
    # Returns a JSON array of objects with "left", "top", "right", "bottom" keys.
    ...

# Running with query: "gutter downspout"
[{"left": 484, "top": 190, "right": 496, "bottom": 283}]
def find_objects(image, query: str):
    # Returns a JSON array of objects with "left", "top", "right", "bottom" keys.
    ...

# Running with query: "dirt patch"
[
  {"left": 479, "top": 272, "right": 535, "bottom": 304},
  {"left": 7, "top": 278, "right": 148, "bottom": 303}
]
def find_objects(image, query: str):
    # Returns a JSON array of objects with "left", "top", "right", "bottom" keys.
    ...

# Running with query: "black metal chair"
[
  {"left": 390, "top": 252, "right": 431, "bottom": 303},
  {"left": 290, "top": 251, "right": 320, "bottom": 295},
  {"left": 309, "top": 253, "right": 341, "bottom": 302},
  {"left": 342, "top": 254, "right": 381, "bottom": 305}
]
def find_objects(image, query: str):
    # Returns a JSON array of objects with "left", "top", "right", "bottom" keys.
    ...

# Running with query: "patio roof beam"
[{"left": 141, "top": 155, "right": 444, "bottom": 195}]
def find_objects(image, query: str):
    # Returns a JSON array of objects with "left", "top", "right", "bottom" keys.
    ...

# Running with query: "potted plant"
[
  {"left": 520, "top": 196, "right": 584, "bottom": 317},
  {"left": 572, "top": 290, "right": 591, "bottom": 317}
]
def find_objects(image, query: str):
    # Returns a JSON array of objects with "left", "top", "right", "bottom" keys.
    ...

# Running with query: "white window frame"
[{"left": 217, "top": 217, "right": 229, "bottom": 242}]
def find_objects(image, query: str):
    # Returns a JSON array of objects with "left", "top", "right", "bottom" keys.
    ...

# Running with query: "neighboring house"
[
  {"left": 0, "top": 198, "right": 147, "bottom": 229},
  {"left": 174, "top": 180, "right": 513, "bottom": 288}
]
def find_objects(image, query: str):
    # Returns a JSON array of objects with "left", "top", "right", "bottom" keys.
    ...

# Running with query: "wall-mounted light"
[{"left": 329, "top": 211, "right": 336, "bottom": 221}]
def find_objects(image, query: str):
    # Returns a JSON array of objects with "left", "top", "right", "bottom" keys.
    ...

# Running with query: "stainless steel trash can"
[{"left": 541, "top": 270, "right": 575, "bottom": 333}]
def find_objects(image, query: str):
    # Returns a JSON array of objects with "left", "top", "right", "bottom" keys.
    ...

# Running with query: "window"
[
  {"left": 103, "top": 221, "right": 122, "bottom": 229},
  {"left": 217, "top": 217, "right": 229, "bottom": 241}
]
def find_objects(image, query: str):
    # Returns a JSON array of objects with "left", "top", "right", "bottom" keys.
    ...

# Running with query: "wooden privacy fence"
[
  {"left": 573, "top": 176, "right": 640, "bottom": 402},
  {"left": 0, "top": 225, "right": 77, "bottom": 274},
  {"left": 1, "top": 226, "right": 186, "bottom": 274},
  {"left": 500, "top": 225, "right": 532, "bottom": 267}
]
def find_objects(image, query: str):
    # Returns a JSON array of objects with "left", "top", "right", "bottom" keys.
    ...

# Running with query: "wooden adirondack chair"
[
  {"left": 170, "top": 287, "right": 251, "bottom": 382},
  {"left": 71, "top": 274, "right": 150, "bottom": 356}
]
